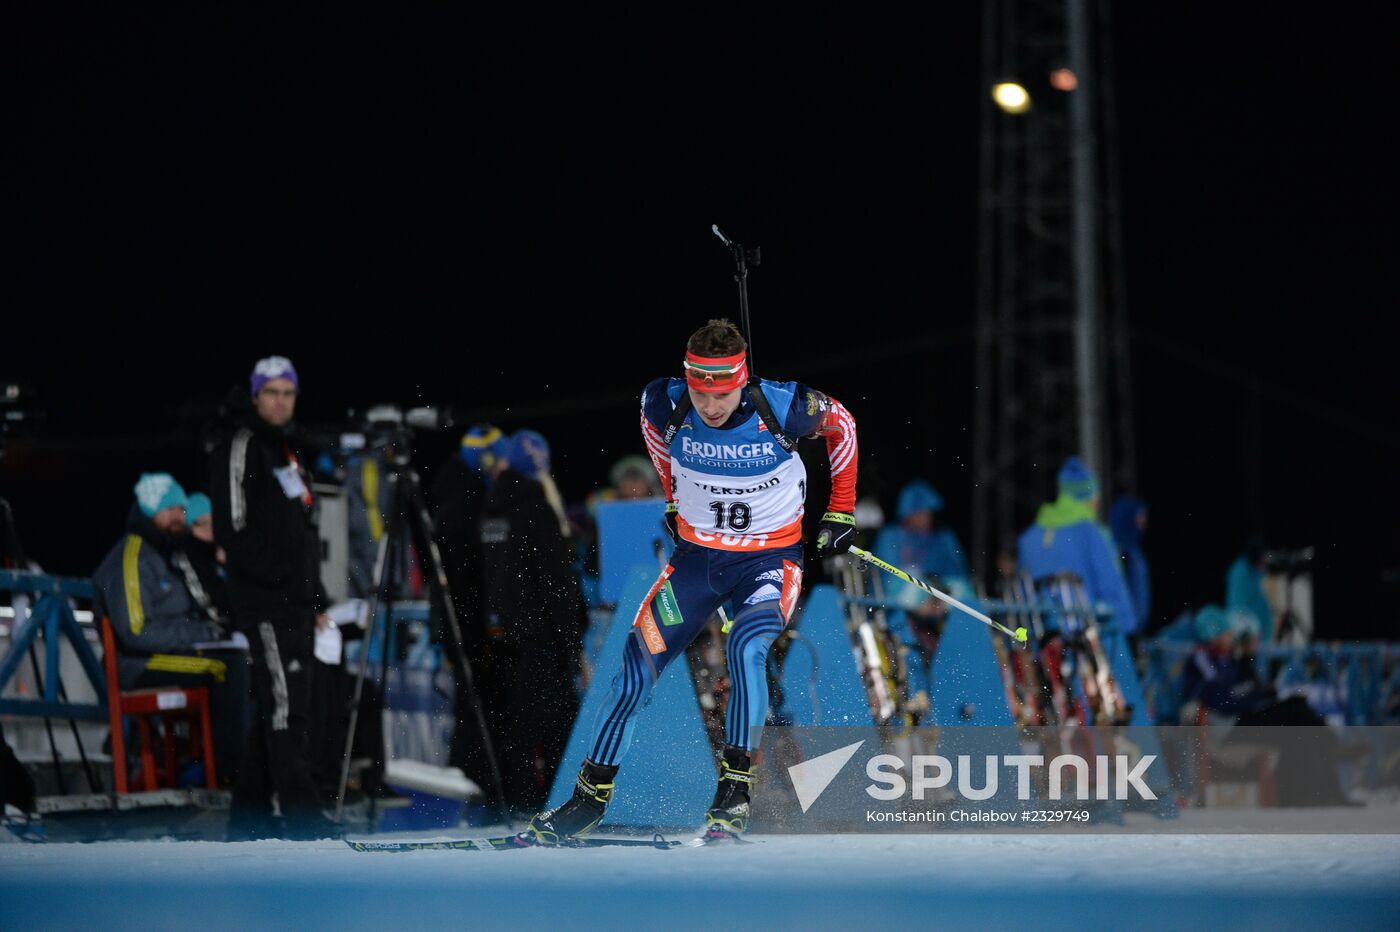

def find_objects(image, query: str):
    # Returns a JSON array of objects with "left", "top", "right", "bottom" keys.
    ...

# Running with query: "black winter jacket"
[
  {"left": 480, "top": 469, "right": 587, "bottom": 653},
  {"left": 209, "top": 414, "right": 327, "bottom": 626}
]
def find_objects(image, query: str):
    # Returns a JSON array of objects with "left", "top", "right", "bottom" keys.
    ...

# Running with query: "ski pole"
[{"left": 847, "top": 546, "right": 1028, "bottom": 644}]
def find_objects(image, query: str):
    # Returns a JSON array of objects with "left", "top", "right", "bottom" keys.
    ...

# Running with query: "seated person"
[
  {"left": 1178, "top": 605, "right": 1303, "bottom": 723},
  {"left": 92, "top": 473, "right": 248, "bottom": 787},
  {"left": 175, "top": 492, "right": 233, "bottom": 629},
  {"left": 1180, "top": 605, "right": 1350, "bottom": 805}
]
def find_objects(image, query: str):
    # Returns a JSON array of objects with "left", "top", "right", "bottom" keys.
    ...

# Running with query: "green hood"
[{"left": 1035, "top": 493, "right": 1098, "bottom": 530}]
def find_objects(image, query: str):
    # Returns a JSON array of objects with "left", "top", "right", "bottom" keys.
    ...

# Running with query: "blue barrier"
[
  {"left": 595, "top": 499, "right": 669, "bottom": 606},
  {"left": 777, "top": 584, "right": 871, "bottom": 726},
  {"left": 1142, "top": 639, "right": 1400, "bottom": 726},
  {"left": 0, "top": 571, "right": 106, "bottom": 722}
]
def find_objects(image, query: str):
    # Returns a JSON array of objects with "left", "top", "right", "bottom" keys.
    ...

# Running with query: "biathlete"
[{"left": 525, "top": 318, "right": 859, "bottom": 843}]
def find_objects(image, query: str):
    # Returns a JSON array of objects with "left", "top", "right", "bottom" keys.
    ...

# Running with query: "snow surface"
[
  {"left": 3, "top": 831, "right": 1398, "bottom": 930},
  {"left": 2, "top": 822, "right": 1400, "bottom": 923}
]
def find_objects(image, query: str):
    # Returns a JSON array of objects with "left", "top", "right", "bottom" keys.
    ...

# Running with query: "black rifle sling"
[
  {"left": 746, "top": 383, "right": 796, "bottom": 453},
  {"left": 662, "top": 392, "right": 692, "bottom": 445},
  {"left": 662, "top": 382, "right": 795, "bottom": 453}
]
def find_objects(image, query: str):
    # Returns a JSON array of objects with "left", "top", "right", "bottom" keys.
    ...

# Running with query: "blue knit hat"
[
  {"left": 1057, "top": 457, "right": 1099, "bottom": 502},
  {"left": 185, "top": 492, "right": 212, "bottom": 525},
  {"left": 134, "top": 473, "right": 188, "bottom": 517},
  {"left": 508, "top": 430, "right": 551, "bottom": 479},
  {"left": 460, "top": 424, "right": 507, "bottom": 474},
  {"left": 896, "top": 481, "right": 945, "bottom": 520},
  {"left": 1194, "top": 604, "right": 1232, "bottom": 641}
]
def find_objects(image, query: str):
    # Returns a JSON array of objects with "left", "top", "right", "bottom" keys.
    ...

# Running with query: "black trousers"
[
  {"left": 303, "top": 659, "right": 388, "bottom": 795},
  {"left": 230, "top": 617, "right": 325, "bottom": 835},
  {"left": 493, "top": 645, "right": 578, "bottom": 815}
]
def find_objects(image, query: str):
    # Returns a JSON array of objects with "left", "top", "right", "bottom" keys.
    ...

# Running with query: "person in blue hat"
[
  {"left": 1016, "top": 457, "right": 1135, "bottom": 636},
  {"left": 1017, "top": 458, "right": 1140, "bottom": 724},
  {"left": 871, "top": 480, "right": 976, "bottom": 716},
  {"left": 461, "top": 424, "right": 509, "bottom": 483},
  {"left": 478, "top": 427, "right": 588, "bottom": 816},
  {"left": 1109, "top": 495, "right": 1151, "bottom": 636},
  {"left": 429, "top": 424, "right": 510, "bottom": 790}
]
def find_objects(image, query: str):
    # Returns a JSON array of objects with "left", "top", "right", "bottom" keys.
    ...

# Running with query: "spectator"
[
  {"left": 1109, "top": 495, "right": 1151, "bottom": 638},
  {"left": 873, "top": 481, "right": 970, "bottom": 581},
  {"left": 576, "top": 454, "right": 665, "bottom": 608},
  {"left": 431, "top": 424, "right": 507, "bottom": 782},
  {"left": 175, "top": 492, "right": 233, "bottom": 630},
  {"left": 871, "top": 480, "right": 976, "bottom": 713},
  {"left": 479, "top": 430, "right": 587, "bottom": 815},
  {"left": 1226, "top": 538, "right": 1276, "bottom": 643},
  {"left": 1016, "top": 457, "right": 1135, "bottom": 636},
  {"left": 511, "top": 429, "right": 570, "bottom": 538},
  {"left": 1178, "top": 605, "right": 1351, "bottom": 804},
  {"left": 210, "top": 356, "right": 335, "bottom": 839},
  {"left": 608, "top": 454, "right": 662, "bottom": 500},
  {"left": 92, "top": 473, "right": 248, "bottom": 787}
]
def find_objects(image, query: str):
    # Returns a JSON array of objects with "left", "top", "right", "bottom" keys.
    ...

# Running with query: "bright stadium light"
[{"left": 992, "top": 82, "right": 1031, "bottom": 114}]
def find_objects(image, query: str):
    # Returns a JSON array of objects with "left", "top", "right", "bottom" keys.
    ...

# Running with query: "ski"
[{"left": 346, "top": 833, "right": 686, "bottom": 852}]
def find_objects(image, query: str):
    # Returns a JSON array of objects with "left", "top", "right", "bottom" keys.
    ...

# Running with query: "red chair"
[{"left": 100, "top": 616, "right": 218, "bottom": 793}]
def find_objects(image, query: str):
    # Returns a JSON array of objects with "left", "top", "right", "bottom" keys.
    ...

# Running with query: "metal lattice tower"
[{"left": 972, "top": 0, "right": 1135, "bottom": 581}]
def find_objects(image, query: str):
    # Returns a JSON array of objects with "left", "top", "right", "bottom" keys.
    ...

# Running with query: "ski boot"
[
  {"left": 523, "top": 760, "right": 618, "bottom": 846},
  {"left": 703, "top": 746, "right": 753, "bottom": 842}
]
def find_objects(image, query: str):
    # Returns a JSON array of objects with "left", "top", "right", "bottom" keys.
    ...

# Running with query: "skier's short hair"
[{"left": 686, "top": 319, "right": 746, "bottom": 357}]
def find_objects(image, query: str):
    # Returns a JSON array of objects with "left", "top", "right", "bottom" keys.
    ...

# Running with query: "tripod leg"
[{"left": 334, "top": 476, "right": 401, "bottom": 822}]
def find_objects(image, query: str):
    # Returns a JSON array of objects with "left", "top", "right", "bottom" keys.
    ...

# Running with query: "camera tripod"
[{"left": 333, "top": 456, "right": 506, "bottom": 821}]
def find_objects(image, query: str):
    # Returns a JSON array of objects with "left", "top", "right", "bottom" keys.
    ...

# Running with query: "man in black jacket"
[
  {"left": 210, "top": 356, "right": 334, "bottom": 839},
  {"left": 480, "top": 430, "right": 587, "bottom": 815}
]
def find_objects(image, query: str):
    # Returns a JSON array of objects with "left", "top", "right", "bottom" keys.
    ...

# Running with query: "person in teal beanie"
[
  {"left": 185, "top": 492, "right": 212, "bottom": 534},
  {"left": 1016, "top": 457, "right": 1135, "bottom": 639}
]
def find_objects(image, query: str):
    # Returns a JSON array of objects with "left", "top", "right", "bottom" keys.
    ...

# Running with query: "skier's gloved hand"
[
  {"left": 663, "top": 501, "right": 680, "bottom": 545},
  {"left": 815, "top": 511, "right": 856, "bottom": 555}
]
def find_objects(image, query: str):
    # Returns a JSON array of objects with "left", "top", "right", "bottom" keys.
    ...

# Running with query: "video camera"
[{"left": 344, "top": 404, "right": 455, "bottom": 468}]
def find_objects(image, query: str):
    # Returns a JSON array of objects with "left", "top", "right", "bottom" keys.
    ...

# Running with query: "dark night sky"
[{"left": 3, "top": 7, "right": 1397, "bottom": 638}]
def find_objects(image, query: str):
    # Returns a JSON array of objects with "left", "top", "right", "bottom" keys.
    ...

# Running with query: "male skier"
[{"left": 525, "top": 318, "right": 858, "bottom": 843}]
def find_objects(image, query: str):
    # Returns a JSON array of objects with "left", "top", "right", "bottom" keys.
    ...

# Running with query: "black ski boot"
[
  {"left": 704, "top": 746, "right": 753, "bottom": 841},
  {"left": 524, "top": 760, "right": 618, "bottom": 846}
]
